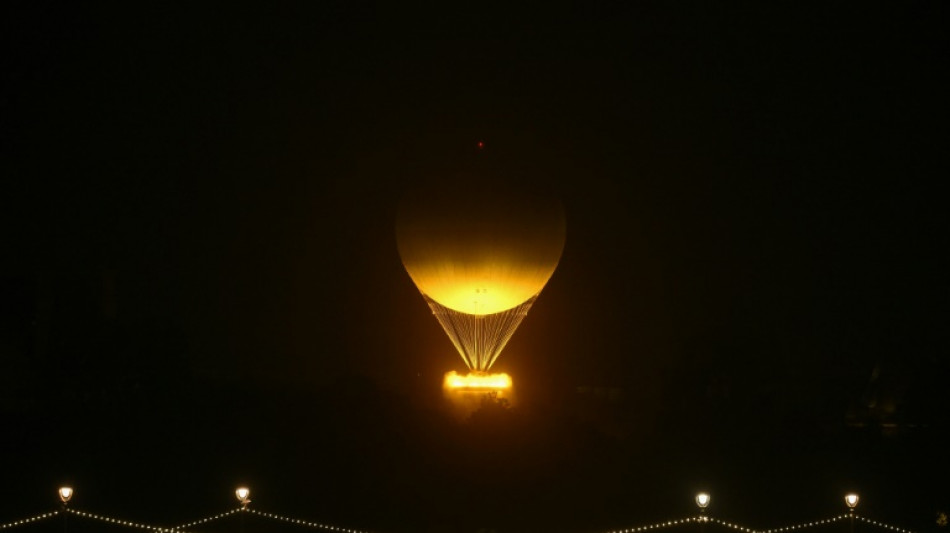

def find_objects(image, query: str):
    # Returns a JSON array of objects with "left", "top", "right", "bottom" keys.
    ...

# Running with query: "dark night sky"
[{"left": 2, "top": 3, "right": 948, "bottom": 533}]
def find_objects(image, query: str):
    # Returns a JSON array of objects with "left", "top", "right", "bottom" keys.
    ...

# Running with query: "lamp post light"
[
  {"left": 845, "top": 494, "right": 859, "bottom": 512},
  {"left": 845, "top": 494, "right": 859, "bottom": 533},
  {"left": 236, "top": 487, "right": 251, "bottom": 533},
  {"left": 58, "top": 487, "right": 73, "bottom": 533},
  {"left": 695, "top": 492, "right": 710, "bottom": 516},
  {"left": 236, "top": 487, "right": 251, "bottom": 509},
  {"left": 696, "top": 492, "right": 710, "bottom": 533}
]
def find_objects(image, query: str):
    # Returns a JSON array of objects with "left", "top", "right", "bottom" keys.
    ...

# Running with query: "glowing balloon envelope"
[{"left": 397, "top": 185, "right": 565, "bottom": 371}]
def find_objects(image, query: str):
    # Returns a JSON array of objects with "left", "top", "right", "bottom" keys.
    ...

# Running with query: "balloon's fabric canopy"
[
  {"left": 396, "top": 192, "right": 565, "bottom": 316},
  {"left": 397, "top": 186, "right": 565, "bottom": 371}
]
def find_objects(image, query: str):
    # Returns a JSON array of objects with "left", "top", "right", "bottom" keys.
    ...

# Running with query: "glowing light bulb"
[
  {"left": 235, "top": 487, "right": 251, "bottom": 508},
  {"left": 696, "top": 492, "right": 710, "bottom": 509},
  {"left": 845, "top": 494, "right": 859, "bottom": 510}
]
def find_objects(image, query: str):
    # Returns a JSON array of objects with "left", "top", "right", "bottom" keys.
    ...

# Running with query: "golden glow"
[
  {"left": 442, "top": 371, "right": 516, "bottom": 417},
  {"left": 696, "top": 492, "right": 710, "bottom": 509},
  {"left": 444, "top": 371, "right": 512, "bottom": 390},
  {"left": 845, "top": 493, "right": 859, "bottom": 509},
  {"left": 58, "top": 487, "right": 73, "bottom": 504},
  {"left": 423, "top": 282, "right": 542, "bottom": 316},
  {"left": 397, "top": 191, "right": 565, "bottom": 315}
]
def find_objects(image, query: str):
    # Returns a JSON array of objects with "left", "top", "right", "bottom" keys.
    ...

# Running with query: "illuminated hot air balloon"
[{"left": 396, "top": 179, "right": 565, "bottom": 375}]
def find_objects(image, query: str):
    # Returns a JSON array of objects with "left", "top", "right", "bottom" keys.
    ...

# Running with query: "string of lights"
[
  {"left": 247, "top": 508, "right": 371, "bottom": 533},
  {"left": 608, "top": 516, "right": 698, "bottom": 533},
  {"left": 0, "top": 507, "right": 367, "bottom": 533},
  {"left": 856, "top": 515, "right": 915, "bottom": 533},
  {"left": 607, "top": 515, "right": 917, "bottom": 533},
  {"left": 66, "top": 508, "right": 170, "bottom": 532},
  {"left": 0, "top": 511, "right": 59, "bottom": 530},
  {"left": 0, "top": 488, "right": 918, "bottom": 533},
  {"left": 753, "top": 514, "right": 850, "bottom": 533},
  {"left": 10, "top": 487, "right": 368, "bottom": 533},
  {"left": 171, "top": 508, "right": 242, "bottom": 531},
  {"left": 711, "top": 516, "right": 757, "bottom": 532}
]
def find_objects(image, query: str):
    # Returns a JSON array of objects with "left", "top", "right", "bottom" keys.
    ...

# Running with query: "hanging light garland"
[
  {"left": 0, "top": 512, "right": 59, "bottom": 530},
  {"left": 607, "top": 513, "right": 916, "bottom": 533},
  {"left": 0, "top": 488, "right": 920, "bottom": 533}
]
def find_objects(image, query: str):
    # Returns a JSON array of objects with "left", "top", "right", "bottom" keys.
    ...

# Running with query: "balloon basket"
[{"left": 442, "top": 371, "right": 515, "bottom": 417}]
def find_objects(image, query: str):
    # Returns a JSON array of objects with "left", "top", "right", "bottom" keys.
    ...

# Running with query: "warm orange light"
[
  {"left": 397, "top": 186, "right": 564, "bottom": 372},
  {"left": 396, "top": 191, "right": 565, "bottom": 316},
  {"left": 444, "top": 371, "right": 512, "bottom": 390}
]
